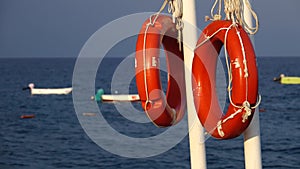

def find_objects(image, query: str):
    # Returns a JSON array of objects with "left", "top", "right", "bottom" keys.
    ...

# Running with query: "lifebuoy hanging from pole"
[
  {"left": 135, "top": 15, "right": 186, "bottom": 127},
  {"left": 192, "top": 20, "right": 259, "bottom": 139}
]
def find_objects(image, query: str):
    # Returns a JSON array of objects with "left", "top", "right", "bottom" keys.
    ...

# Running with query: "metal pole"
[
  {"left": 182, "top": 1, "right": 207, "bottom": 169},
  {"left": 243, "top": 0, "right": 262, "bottom": 168}
]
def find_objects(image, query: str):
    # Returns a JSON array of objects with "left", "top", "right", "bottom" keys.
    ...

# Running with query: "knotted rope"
[{"left": 207, "top": 0, "right": 259, "bottom": 35}]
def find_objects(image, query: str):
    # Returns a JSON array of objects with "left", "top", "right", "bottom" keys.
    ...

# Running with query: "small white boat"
[
  {"left": 25, "top": 83, "right": 72, "bottom": 95},
  {"left": 91, "top": 89, "right": 140, "bottom": 102},
  {"left": 101, "top": 94, "right": 140, "bottom": 102}
]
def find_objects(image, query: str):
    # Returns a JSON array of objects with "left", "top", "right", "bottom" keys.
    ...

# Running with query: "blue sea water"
[{"left": 0, "top": 57, "right": 299, "bottom": 169}]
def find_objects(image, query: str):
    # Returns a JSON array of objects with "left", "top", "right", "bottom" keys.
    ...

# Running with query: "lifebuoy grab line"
[
  {"left": 135, "top": 14, "right": 186, "bottom": 127},
  {"left": 192, "top": 20, "right": 261, "bottom": 139}
]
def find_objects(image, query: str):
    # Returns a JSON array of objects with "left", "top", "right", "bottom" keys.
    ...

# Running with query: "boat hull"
[
  {"left": 280, "top": 77, "right": 300, "bottom": 84},
  {"left": 31, "top": 88, "right": 72, "bottom": 95},
  {"left": 101, "top": 94, "right": 140, "bottom": 102}
]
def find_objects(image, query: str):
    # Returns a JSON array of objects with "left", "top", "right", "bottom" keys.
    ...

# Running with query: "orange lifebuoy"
[
  {"left": 135, "top": 15, "right": 186, "bottom": 127},
  {"left": 192, "top": 20, "right": 258, "bottom": 139}
]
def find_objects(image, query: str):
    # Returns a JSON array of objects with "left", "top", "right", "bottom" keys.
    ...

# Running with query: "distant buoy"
[
  {"left": 259, "top": 108, "right": 266, "bottom": 112},
  {"left": 20, "top": 114, "right": 35, "bottom": 119}
]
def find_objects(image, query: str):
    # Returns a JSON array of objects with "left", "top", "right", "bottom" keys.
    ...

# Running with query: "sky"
[{"left": 0, "top": 0, "right": 299, "bottom": 58}]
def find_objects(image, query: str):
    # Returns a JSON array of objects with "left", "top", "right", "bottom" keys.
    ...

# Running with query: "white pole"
[
  {"left": 244, "top": 109, "right": 262, "bottom": 169},
  {"left": 182, "top": 1, "right": 207, "bottom": 169},
  {"left": 243, "top": 0, "right": 262, "bottom": 169}
]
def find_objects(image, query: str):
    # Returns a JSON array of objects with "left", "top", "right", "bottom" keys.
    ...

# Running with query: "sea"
[{"left": 0, "top": 57, "right": 299, "bottom": 169}]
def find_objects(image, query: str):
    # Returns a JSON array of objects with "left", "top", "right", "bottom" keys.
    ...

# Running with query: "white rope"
[
  {"left": 195, "top": 26, "right": 232, "bottom": 50},
  {"left": 208, "top": 0, "right": 259, "bottom": 35},
  {"left": 210, "top": 0, "right": 222, "bottom": 21},
  {"left": 217, "top": 120, "right": 225, "bottom": 137},
  {"left": 205, "top": 98, "right": 260, "bottom": 138},
  {"left": 168, "top": 0, "right": 182, "bottom": 22},
  {"left": 142, "top": 0, "right": 169, "bottom": 111},
  {"left": 224, "top": 0, "right": 241, "bottom": 23},
  {"left": 168, "top": 0, "right": 183, "bottom": 51},
  {"left": 241, "top": 0, "right": 259, "bottom": 34},
  {"left": 215, "top": 94, "right": 261, "bottom": 137}
]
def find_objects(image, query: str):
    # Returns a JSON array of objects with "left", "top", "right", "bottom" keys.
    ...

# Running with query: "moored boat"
[
  {"left": 273, "top": 74, "right": 300, "bottom": 84},
  {"left": 91, "top": 89, "right": 140, "bottom": 102},
  {"left": 24, "top": 83, "right": 72, "bottom": 95}
]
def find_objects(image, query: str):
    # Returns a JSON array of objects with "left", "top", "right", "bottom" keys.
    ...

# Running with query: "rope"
[
  {"left": 208, "top": 0, "right": 259, "bottom": 35},
  {"left": 142, "top": 0, "right": 169, "bottom": 111},
  {"left": 168, "top": 0, "right": 183, "bottom": 51},
  {"left": 215, "top": 94, "right": 261, "bottom": 137},
  {"left": 195, "top": 26, "right": 232, "bottom": 49},
  {"left": 210, "top": 0, "right": 222, "bottom": 21},
  {"left": 241, "top": 0, "right": 259, "bottom": 34}
]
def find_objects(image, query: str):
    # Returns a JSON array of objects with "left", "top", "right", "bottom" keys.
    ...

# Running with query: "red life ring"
[
  {"left": 135, "top": 15, "right": 186, "bottom": 127},
  {"left": 192, "top": 20, "right": 258, "bottom": 139}
]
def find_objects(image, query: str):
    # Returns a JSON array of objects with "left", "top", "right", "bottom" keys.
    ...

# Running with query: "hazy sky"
[{"left": 0, "top": 0, "right": 299, "bottom": 58}]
